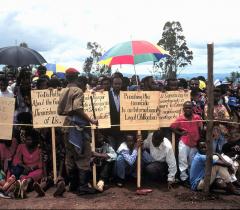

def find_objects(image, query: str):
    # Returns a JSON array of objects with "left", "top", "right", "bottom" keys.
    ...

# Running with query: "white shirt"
[
  {"left": 110, "top": 88, "right": 120, "bottom": 112},
  {"left": 143, "top": 133, "right": 177, "bottom": 182},
  {"left": 0, "top": 89, "right": 14, "bottom": 98}
]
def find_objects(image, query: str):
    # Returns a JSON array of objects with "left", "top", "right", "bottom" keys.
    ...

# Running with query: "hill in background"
[{"left": 123, "top": 72, "right": 229, "bottom": 81}]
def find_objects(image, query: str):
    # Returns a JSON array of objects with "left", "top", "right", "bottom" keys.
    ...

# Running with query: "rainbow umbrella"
[
  {"left": 45, "top": 63, "right": 68, "bottom": 78},
  {"left": 98, "top": 40, "right": 170, "bottom": 66}
]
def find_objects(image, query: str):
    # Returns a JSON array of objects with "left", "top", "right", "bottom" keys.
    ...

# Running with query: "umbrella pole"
[{"left": 134, "top": 65, "right": 139, "bottom": 88}]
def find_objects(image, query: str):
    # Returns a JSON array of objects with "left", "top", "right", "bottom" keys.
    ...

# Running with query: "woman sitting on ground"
[{"left": 12, "top": 128, "right": 43, "bottom": 199}]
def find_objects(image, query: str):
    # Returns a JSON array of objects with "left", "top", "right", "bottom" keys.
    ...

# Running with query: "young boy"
[
  {"left": 171, "top": 101, "right": 203, "bottom": 185},
  {"left": 92, "top": 132, "right": 117, "bottom": 192},
  {"left": 190, "top": 141, "right": 240, "bottom": 195},
  {"left": 115, "top": 132, "right": 140, "bottom": 187}
]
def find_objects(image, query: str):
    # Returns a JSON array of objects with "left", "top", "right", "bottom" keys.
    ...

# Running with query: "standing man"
[
  {"left": 37, "top": 65, "right": 49, "bottom": 80},
  {"left": 141, "top": 76, "right": 156, "bottom": 91},
  {"left": 171, "top": 101, "right": 203, "bottom": 186},
  {"left": 0, "top": 76, "right": 14, "bottom": 98},
  {"left": 57, "top": 68, "right": 97, "bottom": 195},
  {"left": 104, "top": 76, "right": 123, "bottom": 150}
]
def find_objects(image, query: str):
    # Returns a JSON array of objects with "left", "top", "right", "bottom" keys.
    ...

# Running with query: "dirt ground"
[{"left": 1, "top": 182, "right": 240, "bottom": 209}]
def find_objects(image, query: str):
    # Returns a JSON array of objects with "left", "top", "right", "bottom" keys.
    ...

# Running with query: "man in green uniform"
[{"left": 58, "top": 68, "right": 97, "bottom": 195}]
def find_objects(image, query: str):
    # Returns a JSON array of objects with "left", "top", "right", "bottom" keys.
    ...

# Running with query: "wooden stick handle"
[
  {"left": 172, "top": 132, "right": 175, "bottom": 155},
  {"left": 137, "top": 130, "right": 141, "bottom": 188},
  {"left": 51, "top": 127, "right": 57, "bottom": 184},
  {"left": 91, "top": 128, "right": 97, "bottom": 188}
]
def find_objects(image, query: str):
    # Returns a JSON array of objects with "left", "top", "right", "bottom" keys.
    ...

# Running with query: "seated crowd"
[{"left": 0, "top": 65, "right": 240, "bottom": 199}]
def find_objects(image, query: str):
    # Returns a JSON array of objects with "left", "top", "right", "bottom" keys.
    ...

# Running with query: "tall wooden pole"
[
  {"left": 137, "top": 130, "right": 141, "bottom": 188},
  {"left": 204, "top": 43, "right": 214, "bottom": 193},
  {"left": 91, "top": 128, "right": 97, "bottom": 188},
  {"left": 51, "top": 127, "right": 57, "bottom": 184},
  {"left": 90, "top": 96, "right": 97, "bottom": 188}
]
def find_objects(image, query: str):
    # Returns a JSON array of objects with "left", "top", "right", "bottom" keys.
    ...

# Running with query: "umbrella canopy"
[
  {"left": 0, "top": 46, "right": 47, "bottom": 67},
  {"left": 98, "top": 40, "right": 169, "bottom": 66},
  {"left": 45, "top": 63, "right": 68, "bottom": 78}
]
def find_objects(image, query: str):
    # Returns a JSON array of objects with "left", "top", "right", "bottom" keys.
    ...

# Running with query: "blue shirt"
[
  {"left": 212, "top": 135, "right": 226, "bottom": 153},
  {"left": 190, "top": 152, "right": 217, "bottom": 190},
  {"left": 117, "top": 142, "right": 137, "bottom": 166}
]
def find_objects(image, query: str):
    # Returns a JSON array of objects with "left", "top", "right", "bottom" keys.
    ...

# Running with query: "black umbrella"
[{"left": 0, "top": 46, "right": 47, "bottom": 67}]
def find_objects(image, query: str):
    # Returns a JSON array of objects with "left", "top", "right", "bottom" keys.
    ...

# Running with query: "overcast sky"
[{"left": 1, "top": 0, "right": 240, "bottom": 75}]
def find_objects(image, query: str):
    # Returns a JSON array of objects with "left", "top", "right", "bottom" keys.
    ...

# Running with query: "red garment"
[
  {"left": 0, "top": 138, "right": 18, "bottom": 172},
  {"left": 13, "top": 144, "right": 43, "bottom": 181},
  {"left": 171, "top": 114, "right": 202, "bottom": 147}
]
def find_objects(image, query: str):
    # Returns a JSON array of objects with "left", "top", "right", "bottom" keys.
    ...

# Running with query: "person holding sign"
[
  {"left": 92, "top": 132, "right": 117, "bottom": 192},
  {"left": 141, "top": 129, "right": 177, "bottom": 189},
  {"left": 106, "top": 76, "right": 123, "bottom": 150},
  {"left": 57, "top": 68, "right": 98, "bottom": 195},
  {"left": 115, "top": 133, "right": 141, "bottom": 187},
  {"left": 171, "top": 101, "right": 203, "bottom": 186}
]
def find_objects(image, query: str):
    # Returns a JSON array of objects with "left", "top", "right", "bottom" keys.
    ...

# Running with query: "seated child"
[
  {"left": 92, "top": 132, "right": 117, "bottom": 192},
  {"left": 115, "top": 132, "right": 140, "bottom": 187}
]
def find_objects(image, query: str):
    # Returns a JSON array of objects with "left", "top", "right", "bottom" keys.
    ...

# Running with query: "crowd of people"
[{"left": 0, "top": 65, "right": 240, "bottom": 199}]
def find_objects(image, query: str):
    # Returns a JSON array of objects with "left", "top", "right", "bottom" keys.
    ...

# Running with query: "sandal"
[
  {"left": 96, "top": 180, "right": 104, "bottom": 192},
  {"left": 2, "top": 175, "right": 16, "bottom": 191},
  {"left": 21, "top": 179, "right": 28, "bottom": 199},
  {"left": 53, "top": 181, "right": 65, "bottom": 197},
  {"left": 33, "top": 182, "right": 45, "bottom": 197},
  {"left": 13, "top": 180, "right": 21, "bottom": 198}
]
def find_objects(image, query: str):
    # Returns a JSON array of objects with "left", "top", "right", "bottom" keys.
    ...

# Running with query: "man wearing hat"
[
  {"left": 37, "top": 65, "right": 49, "bottom": 80},
  {"left": 58, "top": 68, "right": 98, "bottom": 195}
]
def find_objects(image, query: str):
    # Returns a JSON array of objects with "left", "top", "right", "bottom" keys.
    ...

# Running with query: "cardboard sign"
[
  {"left": 31, "top": 89, "right": 65, "bottom": 128},
  {"left": 120, "top": 91, "right": 160, "bottom": 130},
  {"left": 158, "top": 91, "right": 191, "bottom": 127},
  {"left": 120, "top": 91, "right": 190, "bottom": 130},
  {"left": 84, "top": 91, "right": 111, "bottom": 129},
  {"left": 0, "top": 97, "right": 15, "bottom": 140}
]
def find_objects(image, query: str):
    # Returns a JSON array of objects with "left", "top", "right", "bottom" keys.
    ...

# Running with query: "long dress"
[{"left": 13, "top": 144, "right": 43, "bottom": 181}]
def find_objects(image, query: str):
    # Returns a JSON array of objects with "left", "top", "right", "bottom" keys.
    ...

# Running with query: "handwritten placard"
[
  {"left": 31, "top": 89, "right": 65, "bottom": 128},
  {"left": 120, "top": 91, "right": 160, "bottom": 130},
  {"left": 158, "top": 91, "right": 191, "bottom": 127},
  {"left": 84, "top": 91, "right": 111, "bottom": 128},
  {"left": 120, "top": 91, "right": 190, "bottom": 130},
  {"left": 0, "top": 97, "right": 15, "bottom": 140}
]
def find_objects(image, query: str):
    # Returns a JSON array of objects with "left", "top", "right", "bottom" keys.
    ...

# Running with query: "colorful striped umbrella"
[
  {"left": 45, "top": 63, "right": 68, "bottom": 78},
  {"left": 98, "top": 40, "right": 170, "bottom": 66}
]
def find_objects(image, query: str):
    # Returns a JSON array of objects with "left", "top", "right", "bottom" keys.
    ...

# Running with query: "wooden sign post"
[
  {"left": 84, "top": 92, "right": 111, "bottom": 188},
  {"left": 51, "top": 127, "right": 57, "bottom": 184},
  {"left": 120, "top": 91, "right": 190, "bottom": 188},
  {"left": 172, "top": 132, "right": 176, "bottom": 154},
  {"left": 31, "top": 89, "right": 65, "bottom": 183},
  {"left": 137, "top": 130, "right": 141, "bottom": 188},
  {"left": 204, "top": 43, "right": 214, "bottom": 194}
]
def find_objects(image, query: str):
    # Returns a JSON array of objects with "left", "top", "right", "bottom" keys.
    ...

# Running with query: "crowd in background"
[{"left": 0, "top": 65, "right": 240, "bottom": 199}]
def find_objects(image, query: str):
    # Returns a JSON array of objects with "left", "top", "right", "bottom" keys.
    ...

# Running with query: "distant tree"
[
  {"left": 83, "top": 57, "right": 94, "bottom": 75},
  {"left": 19, "top": 42, "right": 28, "bottom": 48},
  {"left": 225, "top": 71, "right": 240, "bottom": 83},
  {"left": 83, "top": 42, "right": 111, "bottom": 76},
  {"left": 156, "top": 21, "right": 193, "bottom": 79}
]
